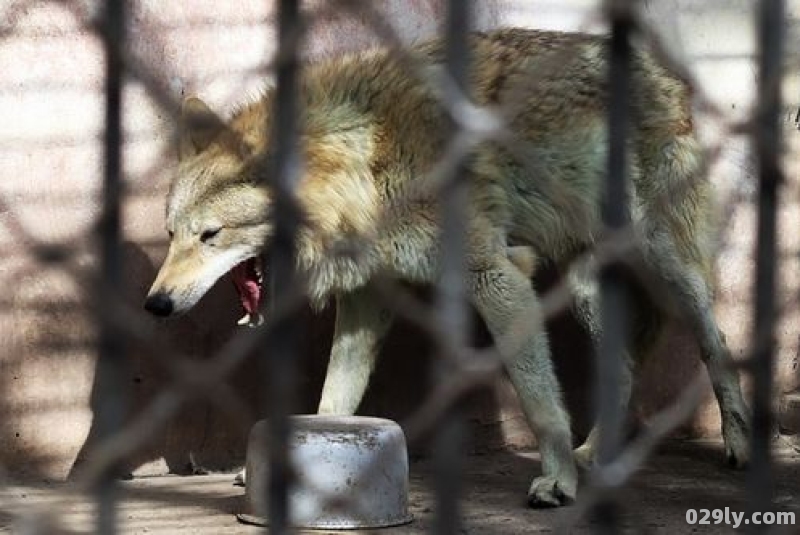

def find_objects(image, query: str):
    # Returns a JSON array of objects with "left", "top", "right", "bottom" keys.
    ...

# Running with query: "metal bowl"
[{"left": 240, "top": 415, "right": 413, "bottom": 529}]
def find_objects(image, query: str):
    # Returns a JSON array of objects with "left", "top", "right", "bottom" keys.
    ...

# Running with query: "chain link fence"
[{"left": 1, "top": 0, "right": 798, "bottom": 533}]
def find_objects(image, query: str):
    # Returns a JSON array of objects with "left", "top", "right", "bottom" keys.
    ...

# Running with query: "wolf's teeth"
[
  {"left": 237, "top": 312, "right": 264, "bottom": 327},
  {"left": 254, "top": 257, "right": 264, "bottom": 284}
]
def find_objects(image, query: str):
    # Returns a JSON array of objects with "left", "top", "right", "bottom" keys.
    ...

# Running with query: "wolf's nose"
[{"left": 144, "top": 292, "right": 174, "bottom": 317}]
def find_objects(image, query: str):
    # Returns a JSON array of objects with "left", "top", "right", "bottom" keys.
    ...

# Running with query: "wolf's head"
[{"left": 144, "top": 97, "right": 272, "bottom": 322}]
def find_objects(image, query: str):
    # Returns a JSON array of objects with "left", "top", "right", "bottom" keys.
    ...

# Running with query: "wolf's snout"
[{"left": 144, "top": 292, "right": 174, "bottom": 317}]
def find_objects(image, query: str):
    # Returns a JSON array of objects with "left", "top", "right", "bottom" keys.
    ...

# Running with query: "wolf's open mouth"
[{"left": 230, "top": 256, "right": 264, "bottom": 326}]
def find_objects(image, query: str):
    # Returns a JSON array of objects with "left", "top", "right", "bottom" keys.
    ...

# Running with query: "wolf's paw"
[
  {"left": 573, "top": 444, "right": 595, "bottom": 471},
  {"left": 527, "top": 475, "right": 576, "bottom": 508},
  {"left": 723, "top": 410, "right": 750, "bottom": 469}
]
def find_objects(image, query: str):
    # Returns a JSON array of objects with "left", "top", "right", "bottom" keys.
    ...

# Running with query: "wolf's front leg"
[
  {"left": 468, "top": 253, "right": 577, "bottom": 507},
  {"left": 317, "top": 286, "right": 394, "bottom": 415}
]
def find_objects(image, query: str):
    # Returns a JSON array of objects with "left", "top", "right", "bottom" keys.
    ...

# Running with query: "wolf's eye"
[
  {"left": 167, "top": 230, "right": 174, "bottom": 239},
  {"left": 200, "top": 228, "right": 221, "bottom": 243}
]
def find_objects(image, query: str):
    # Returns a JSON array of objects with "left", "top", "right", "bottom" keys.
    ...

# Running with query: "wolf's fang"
[
  {"left": 249, "top": 313, "right": 264, "bottom": 327},
  {"left": 237, "top": 312, "right": 263, "bottom": 327}
]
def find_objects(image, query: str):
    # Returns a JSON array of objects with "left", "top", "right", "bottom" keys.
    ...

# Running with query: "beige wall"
[{"left": 0, "top": 0, "right": 798, "bottom": 480}]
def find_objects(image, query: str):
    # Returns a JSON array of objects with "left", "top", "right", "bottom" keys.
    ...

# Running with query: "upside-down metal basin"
[{"left": 240, "top": 415, "right": 413, "bottom": 529}]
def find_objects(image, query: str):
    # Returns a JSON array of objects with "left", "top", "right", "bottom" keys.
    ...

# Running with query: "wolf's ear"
[{"left": 179, "top": 97, "right": 228, "bottom": 160}]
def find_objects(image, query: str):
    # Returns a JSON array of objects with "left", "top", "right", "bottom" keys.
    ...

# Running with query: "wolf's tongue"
[{"left": 230, "top": 259, "right": 261, "bottom": 315}]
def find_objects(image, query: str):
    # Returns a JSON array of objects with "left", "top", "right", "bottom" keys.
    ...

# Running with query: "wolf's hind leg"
[
  {"left": 572, "top": 366, "right": 633, "bottom": 469},
  {"left": 566, "top": 260, "right": 635, "bottom": 468},
  {"left": 469, "top": 253, "right": 577, "bottom": 507},
  {"left": 318, "top": 286, "right": 394, "bottom": 415},
  {"left": 647, "top": 237, "right": 750, "bottom": 468}
]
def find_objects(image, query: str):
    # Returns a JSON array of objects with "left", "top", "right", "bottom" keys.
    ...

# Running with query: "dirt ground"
[{"left": 2, "top": 439, "right": 799, "bottom": 534}]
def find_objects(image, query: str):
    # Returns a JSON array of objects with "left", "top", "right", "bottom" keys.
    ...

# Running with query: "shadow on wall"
[{"left": 67, "top": 240, "right": 278, "bottom": 478}]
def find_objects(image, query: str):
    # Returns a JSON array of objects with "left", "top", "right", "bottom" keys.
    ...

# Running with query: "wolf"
[{"left": 144, "top": 28, "right": 751, "bottom": 507}]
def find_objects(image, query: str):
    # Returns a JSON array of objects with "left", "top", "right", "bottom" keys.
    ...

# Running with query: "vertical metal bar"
[
  {"left": 749, "top": 0, "right": 784, "bottom": 523},
  {"left": 599, "top": 0, "right": 632, "bottom": 461},
  {"left": 265, "top": 1, "right": 302, "bottom": 533},
  {"left": 95, "top": 0, "right": 127, "bottom": 533},
  {"left": 433, "top": 2, "right": 471, "bottom": 534},
  {"left": 593, "top": 0, "right": 634, "bottom": 532},
  {"left": 440, "top": 0, "right": 470, "bottom": 350},
  {"left": 600, "top": 2, "right": 633, "bottom": 461}
]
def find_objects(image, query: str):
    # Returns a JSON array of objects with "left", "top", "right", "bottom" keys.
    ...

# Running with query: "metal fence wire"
[{"left": 0, "top": 0, "right": 796, "bottom": 533}]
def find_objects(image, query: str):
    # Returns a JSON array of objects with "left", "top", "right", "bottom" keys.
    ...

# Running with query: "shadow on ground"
[{"left": 3, "top": 440, "right": 798, "bottom": 533}]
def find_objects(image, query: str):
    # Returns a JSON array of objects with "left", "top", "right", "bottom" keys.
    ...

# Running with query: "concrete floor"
[{"left": 2, "top": 439, "right": 799, "bottom": 534}]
